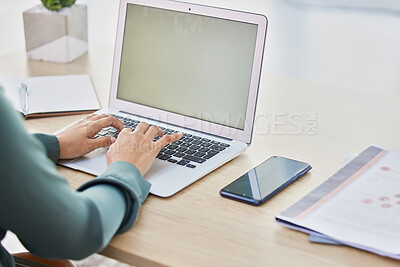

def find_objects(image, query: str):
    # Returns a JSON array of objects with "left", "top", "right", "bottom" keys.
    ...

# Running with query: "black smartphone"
[{"left": 219, "top": 156, "right": 311, "bottom": 206}]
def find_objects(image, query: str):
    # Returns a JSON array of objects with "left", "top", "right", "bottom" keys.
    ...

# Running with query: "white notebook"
[{"left": 0, "top": 74, "right": 100, "bottom": 118}]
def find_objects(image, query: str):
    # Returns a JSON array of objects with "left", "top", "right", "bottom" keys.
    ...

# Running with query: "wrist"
[{"left": 55, "top": 134, "right": 72, "bottom": 159}]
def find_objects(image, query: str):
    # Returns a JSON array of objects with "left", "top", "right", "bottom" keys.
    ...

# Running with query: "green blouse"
[{"left": 0, "top": 90, "right": 151, "bottom": 266}]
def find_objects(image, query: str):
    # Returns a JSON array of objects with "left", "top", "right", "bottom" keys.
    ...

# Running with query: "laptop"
[{"left": 58, "top": 0, "right": 268, "bottom": 197}]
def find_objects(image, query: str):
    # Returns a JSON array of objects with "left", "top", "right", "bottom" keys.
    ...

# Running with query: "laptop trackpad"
[{"left": 60, "top": 148, "right": 108, "bottom": 176}]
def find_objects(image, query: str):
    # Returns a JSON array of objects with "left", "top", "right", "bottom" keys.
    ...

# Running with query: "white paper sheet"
[{"left": 276, "top": 146, "right": 400, "bottom": 260}]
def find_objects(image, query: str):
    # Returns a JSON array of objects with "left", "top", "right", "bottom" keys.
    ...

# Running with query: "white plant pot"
[{"left": 23, "top": 4, "right": 88, "bottom": 63}]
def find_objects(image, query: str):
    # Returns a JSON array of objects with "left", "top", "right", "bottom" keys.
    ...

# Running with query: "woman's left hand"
[{"left": 56, "top": 113, "right": 125, "bottom": 159}]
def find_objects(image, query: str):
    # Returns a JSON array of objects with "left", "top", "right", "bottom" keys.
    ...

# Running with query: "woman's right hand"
[{"left": 106, "top": 122, "right": 182, "bottom": 176}]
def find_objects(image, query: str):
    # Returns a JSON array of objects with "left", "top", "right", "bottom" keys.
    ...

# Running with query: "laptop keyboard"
[{"left": 93, "top": 114, "right": 230, "bottom": 169}]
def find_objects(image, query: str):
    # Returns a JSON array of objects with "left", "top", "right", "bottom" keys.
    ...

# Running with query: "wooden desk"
[{"left": 1, "top": 45, "right": 399, "bottom": 267}]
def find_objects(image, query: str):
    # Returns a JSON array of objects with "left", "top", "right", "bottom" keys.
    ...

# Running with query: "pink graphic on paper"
[
  {"left": 394, "top": 193, "right": 400, "bottom": 198},
  {"left": 381, "top": 203, "right": 392, "bottom": 209},
  {"left": 361, "top": 198, "right": 373, "bottom": 204},
  {"left": 379, "top": 196, "right": 390, "bottom": 201},
  {"left": 380, "top": 166, "right": 391, "bottom": 172}
]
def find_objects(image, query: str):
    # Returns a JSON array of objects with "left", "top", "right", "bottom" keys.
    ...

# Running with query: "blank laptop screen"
[{"left": 117, "top": 4, "right": 258, "bottom": 130}]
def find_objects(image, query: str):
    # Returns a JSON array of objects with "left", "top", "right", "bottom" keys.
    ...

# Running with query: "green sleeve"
[
  {"left": 31, "top": 133, "right": 60, "bottom": 163},
  {"left": 0, "top": 91, "right": 151, "bottom": 261},
  {"left": 78, "top": 161, "right": 151, "bottom": 234}
]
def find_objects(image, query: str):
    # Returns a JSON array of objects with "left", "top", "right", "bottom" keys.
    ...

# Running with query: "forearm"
[
  {"left": 10, "top": 162, "right": 150, "bottom": 260},
  {"left": 78, "top": 161, "right": 151, "bottom": 234},
  {"left": 10, "top": 162, "right": 149, "bottom": 260},
  {"left": 0, "top": 92, "right": 150, "bottom": 260},
  {"left": 23, "top": 184, "right": 128, "bottom": 260},
  {"left": 1, "top": 92, "right": 153, "bottom": 260},
  {"left": 80, "top": 184, "right": 126, "bottom": 249}
]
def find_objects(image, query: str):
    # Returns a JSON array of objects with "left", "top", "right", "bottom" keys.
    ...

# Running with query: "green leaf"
[
  {"left": 61, "top": 0, "right": 76, "bottom": 8},
  {"left": 41, "top": 0, "right": 76, "bottom": 11}
]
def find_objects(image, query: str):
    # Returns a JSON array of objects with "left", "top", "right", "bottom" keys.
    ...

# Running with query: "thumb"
[{"left": 88, "top": 136, "right": 115, "bottom": 151}]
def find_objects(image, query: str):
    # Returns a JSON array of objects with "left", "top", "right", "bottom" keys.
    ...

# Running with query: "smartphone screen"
[{"left": 220, "top": 156, "right": 311, "bottom": 206}]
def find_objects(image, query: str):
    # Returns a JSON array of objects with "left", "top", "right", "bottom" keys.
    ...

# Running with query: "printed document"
[{"left": 276, "top": 146, "right": 400, "bottom": 260}]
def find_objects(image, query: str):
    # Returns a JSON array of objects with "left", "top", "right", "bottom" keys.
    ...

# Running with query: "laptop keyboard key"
[
  {"left": 194, "top": 152, "right": 206, "bottom": 157},
  {"left": 183, "top": 155, "right": 206, "bottom": 163},
  {"left": 173, "top": 152, "right": 185, "bottom": 158},
  {"left": 203, "top": 150, "right": 219, "bottom": 159},
  {"left": 167, "top": 144, "right": 178, "bottom": 150},
  {"left": 185, "top": 149, "right": 196, "bottom": 155},
  {"left": 189, "top": 145, "right": 200, "bottom": 150},
  {"left": 192, "top": 140, "right": 202, "bottom": 145},
  {"left": 158, "top": 154, "right": 172, "bottom": 160},
  {"left": 198, "top": 147, "right": 211, "bottom": 153},
  {"left": 176, "top": 147, "right": 187, "bottom": 152},
  {"left": 180, "top": 142, "right": 191, "bottom": 148},
  {"left": 177, "top": 160, "right": 190, "bottom": 166},
  {"left": 173, "top": 140, "right": 183, "bottom": 145},
  {"left": 200, "top": 142, "right": 212, "bottom": 147},
  {"left": 186, "top": 164, "right": 196, "bottom": 168},
  {"left": 203, "top": 154, "right": 215, "bottom": 159},
  {"left": 210, "top": 145, "right": 226, "bottom": 151},
  {"left": 164, "top": 150, "right": 175, "bottom": 155}
]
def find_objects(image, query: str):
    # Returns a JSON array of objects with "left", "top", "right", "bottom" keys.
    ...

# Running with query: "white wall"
[
  {"left": 1, "top": 0, "right": 399, "bottom": 97},
  {"left": 0, "top": 0, "right": 119, "bottom": 55}
]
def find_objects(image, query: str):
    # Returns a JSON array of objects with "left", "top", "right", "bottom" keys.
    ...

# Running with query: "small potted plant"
[{"left": 23, "top": 0, "right": 88, "bottom": 63}]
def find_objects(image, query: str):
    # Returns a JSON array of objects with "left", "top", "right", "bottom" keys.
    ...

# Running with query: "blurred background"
[
  {"left": 0, "top": 0, "right": 399, "bottom": 265},
  {"left": 1, "top": 0, "right": 399, "bottom": 97}
]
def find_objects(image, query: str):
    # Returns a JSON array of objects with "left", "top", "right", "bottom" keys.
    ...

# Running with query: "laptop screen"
[{"left": 116, "top": 4, "right": 258, "bottom": 130}]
